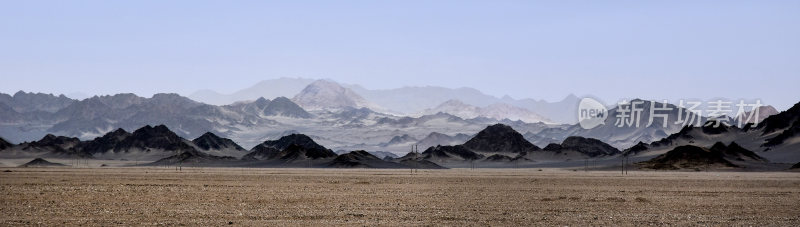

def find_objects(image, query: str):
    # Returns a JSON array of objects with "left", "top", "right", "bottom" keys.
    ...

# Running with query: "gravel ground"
[{"left": 1, "top": 167, "right": 799, "bottom": 226}]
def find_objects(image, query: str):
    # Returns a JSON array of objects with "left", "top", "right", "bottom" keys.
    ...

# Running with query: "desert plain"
[{"left": 1, "top": 167, "right": 799, "bottom": 226}]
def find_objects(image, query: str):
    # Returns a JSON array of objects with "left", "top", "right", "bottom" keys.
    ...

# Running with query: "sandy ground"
[{"left": 1, "top": 167, "right": 799, "bottom": 226}]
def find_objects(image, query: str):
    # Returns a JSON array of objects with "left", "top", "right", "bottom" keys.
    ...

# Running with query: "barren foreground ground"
[{"left": 1, "top": 168, "right": 799, "bottom": 226}]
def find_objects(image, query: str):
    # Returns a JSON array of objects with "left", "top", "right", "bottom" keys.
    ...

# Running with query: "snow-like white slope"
[{"left": 423, "top": 99, "right": 551, "bottom": 124}]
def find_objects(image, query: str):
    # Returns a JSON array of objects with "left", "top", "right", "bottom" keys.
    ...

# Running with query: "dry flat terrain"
[{"left": 1, "top": 168, "right": 799, "bottom": 226}]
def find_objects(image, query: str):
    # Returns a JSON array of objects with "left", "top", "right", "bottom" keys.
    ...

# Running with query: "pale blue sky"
[{"left": 1, "top": 1, "right": 798, "bottom": 109}]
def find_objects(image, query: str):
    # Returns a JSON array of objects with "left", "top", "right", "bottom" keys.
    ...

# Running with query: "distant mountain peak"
[
  {"left": 264, "top": 96, "right": 311, "bottom": 118},
  {"left": 1, "top": 90, "right": 76, "bottom": 113},
  {"left": 415, "top": 132, "right": 471, "bottom": 150},
  {"left": 254, "top": 97, "right": 269, "bottom": 104},
  {"left": 13, "top": 90, "right": 67, "bottom": 99},
  {"left": 565, "top": 93, "right": 578, "bottom": 99},
  {"left": 151, "top": 93, "right": 185, "bottom": 99},
  {"left": 188, "top": 78, "right": 315, "bottom": 105},
  {"left": 198, "top": 131, "right": 221, "bottom": 139},
  {"left": 381, "top": 134, "right": 417, "bottom": 147},
  {"left": 292, "top": 80, "right": 379, "bottom": 111},
  {"left": 270, "top": 96, "right": 289, "bottom": 102},
  {"left": 737, "top": 105, "right": 779, "bottom": 125}
]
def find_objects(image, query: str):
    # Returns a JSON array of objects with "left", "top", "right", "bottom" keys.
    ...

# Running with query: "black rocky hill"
[
  {"left": 420, "top": 145, "right": 484, "bottom": 161},
  {"left": 19, "top": 158, "right": 67, "bottom": 167},
  {"left": 542, "top": 136, "right": 620, "bottom": 157},
  {"left": 638, "top": 142, "right": 766, "bottom": 170},
  {"left": 462, "top": 124, "right": 540, "bottom": 153},
  {"left": 0, "top": 137, "right": 13, "bottom": 150},
  {"left": 328, "top": 150, "right": 408, "bottom": 168},
  {"left": 192, "top": 132, "right": 245, "bottom": 151},
  {"left": 112, "top": 125, "right": 195, "bottom": 152},
  {"left": 243, "top": 134, "right": 337, "bottom": 161}
]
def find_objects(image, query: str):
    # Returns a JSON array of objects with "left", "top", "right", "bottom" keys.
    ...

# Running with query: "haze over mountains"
[
  {"left": 531, "top": 99, "right": 709, "bottom": 148},
  {"left": 2, "top": 98, "right": 798, "bottom": 169},
  {"left": 189, "top": 78, "right": 316, "bottom": 106},
  {"left": 291, "top": 80, "right": 381, "bottom": 111},
  {"left": 188, "top": 78, "right": 579, "bottom": 123},
  {"left": 423, "top": 100, "right": 551, "bottom": 124},
  {"left": 1, "top": 78, "right": 578, "bottom": 154},
  {"left": 1, "top": 78, "right": 789, "bottom": 167}
]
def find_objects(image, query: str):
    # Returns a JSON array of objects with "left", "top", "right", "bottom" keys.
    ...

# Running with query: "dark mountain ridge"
[
  {"left": 0, "top": 92, "right": 314, "bottom": 145},
  {"left": 0, "top": 91, "right": 76, "bottom": 113},
  {"left": 19, "top": 134, "right": 85, "bottom": 157},
  {"left": 76, "top": 128, "right": 131, "bottom": 154},
  {"left": 622, "top": 100, "right": 800, "bottom": 165},
  {"left": 638, "top": 141, "right": 766, "bottom": 170},
  {"left": 543, "top": 136, "right": 621, "bottom": 157},
  {"left": 328, "top": 150, "right": 410, "bottom": 168},
  {"left": 263, "top": 97, "right": 312, "bottom": 118},
  {"left": 114, "top": 125, "right": 194, "bottom": 152}
]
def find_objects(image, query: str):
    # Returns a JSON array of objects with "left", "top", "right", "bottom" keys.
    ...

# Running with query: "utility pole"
[
  {"left": 414, "top": 145, "right": 419, "bottom": 173},
  {"left": 410, "top": 145, "right": 414, "bottom": 174},
  {"left": 175, "top": 150, "right": 181, "bottom": 172},
  {"left": 585, "top": 159, "right": 588, "bottom": 172}
]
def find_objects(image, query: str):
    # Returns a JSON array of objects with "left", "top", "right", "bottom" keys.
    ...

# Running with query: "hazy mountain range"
[
  {"left": 346, "top": 83, "right": 581, "bottom": 124},
  {"left": 291, "top": 80, "right": 382, "bottom": 111},
  {"left": 0, "top": 79, "right": 784, "bottom": 159},
  {"left": 0, "top": 124, "right": 441, "bottom": 169},
  {"left": 624, "top": 101, "right": 800, "bottom": 164},
  {"left": 0, "top": 123, "right": 630, "bottom": 168},
  {"left": 2, "top": 101, "right": 798, "bottom": 169},
  {"left": 188, "top": 77, "right": 580, "bottom": 124},
  {"left": 423, "top": 99, "right": 551, "bottom": 123},
  {"left": 189, "top": 78, "right": 316, "bottom": 106}
]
